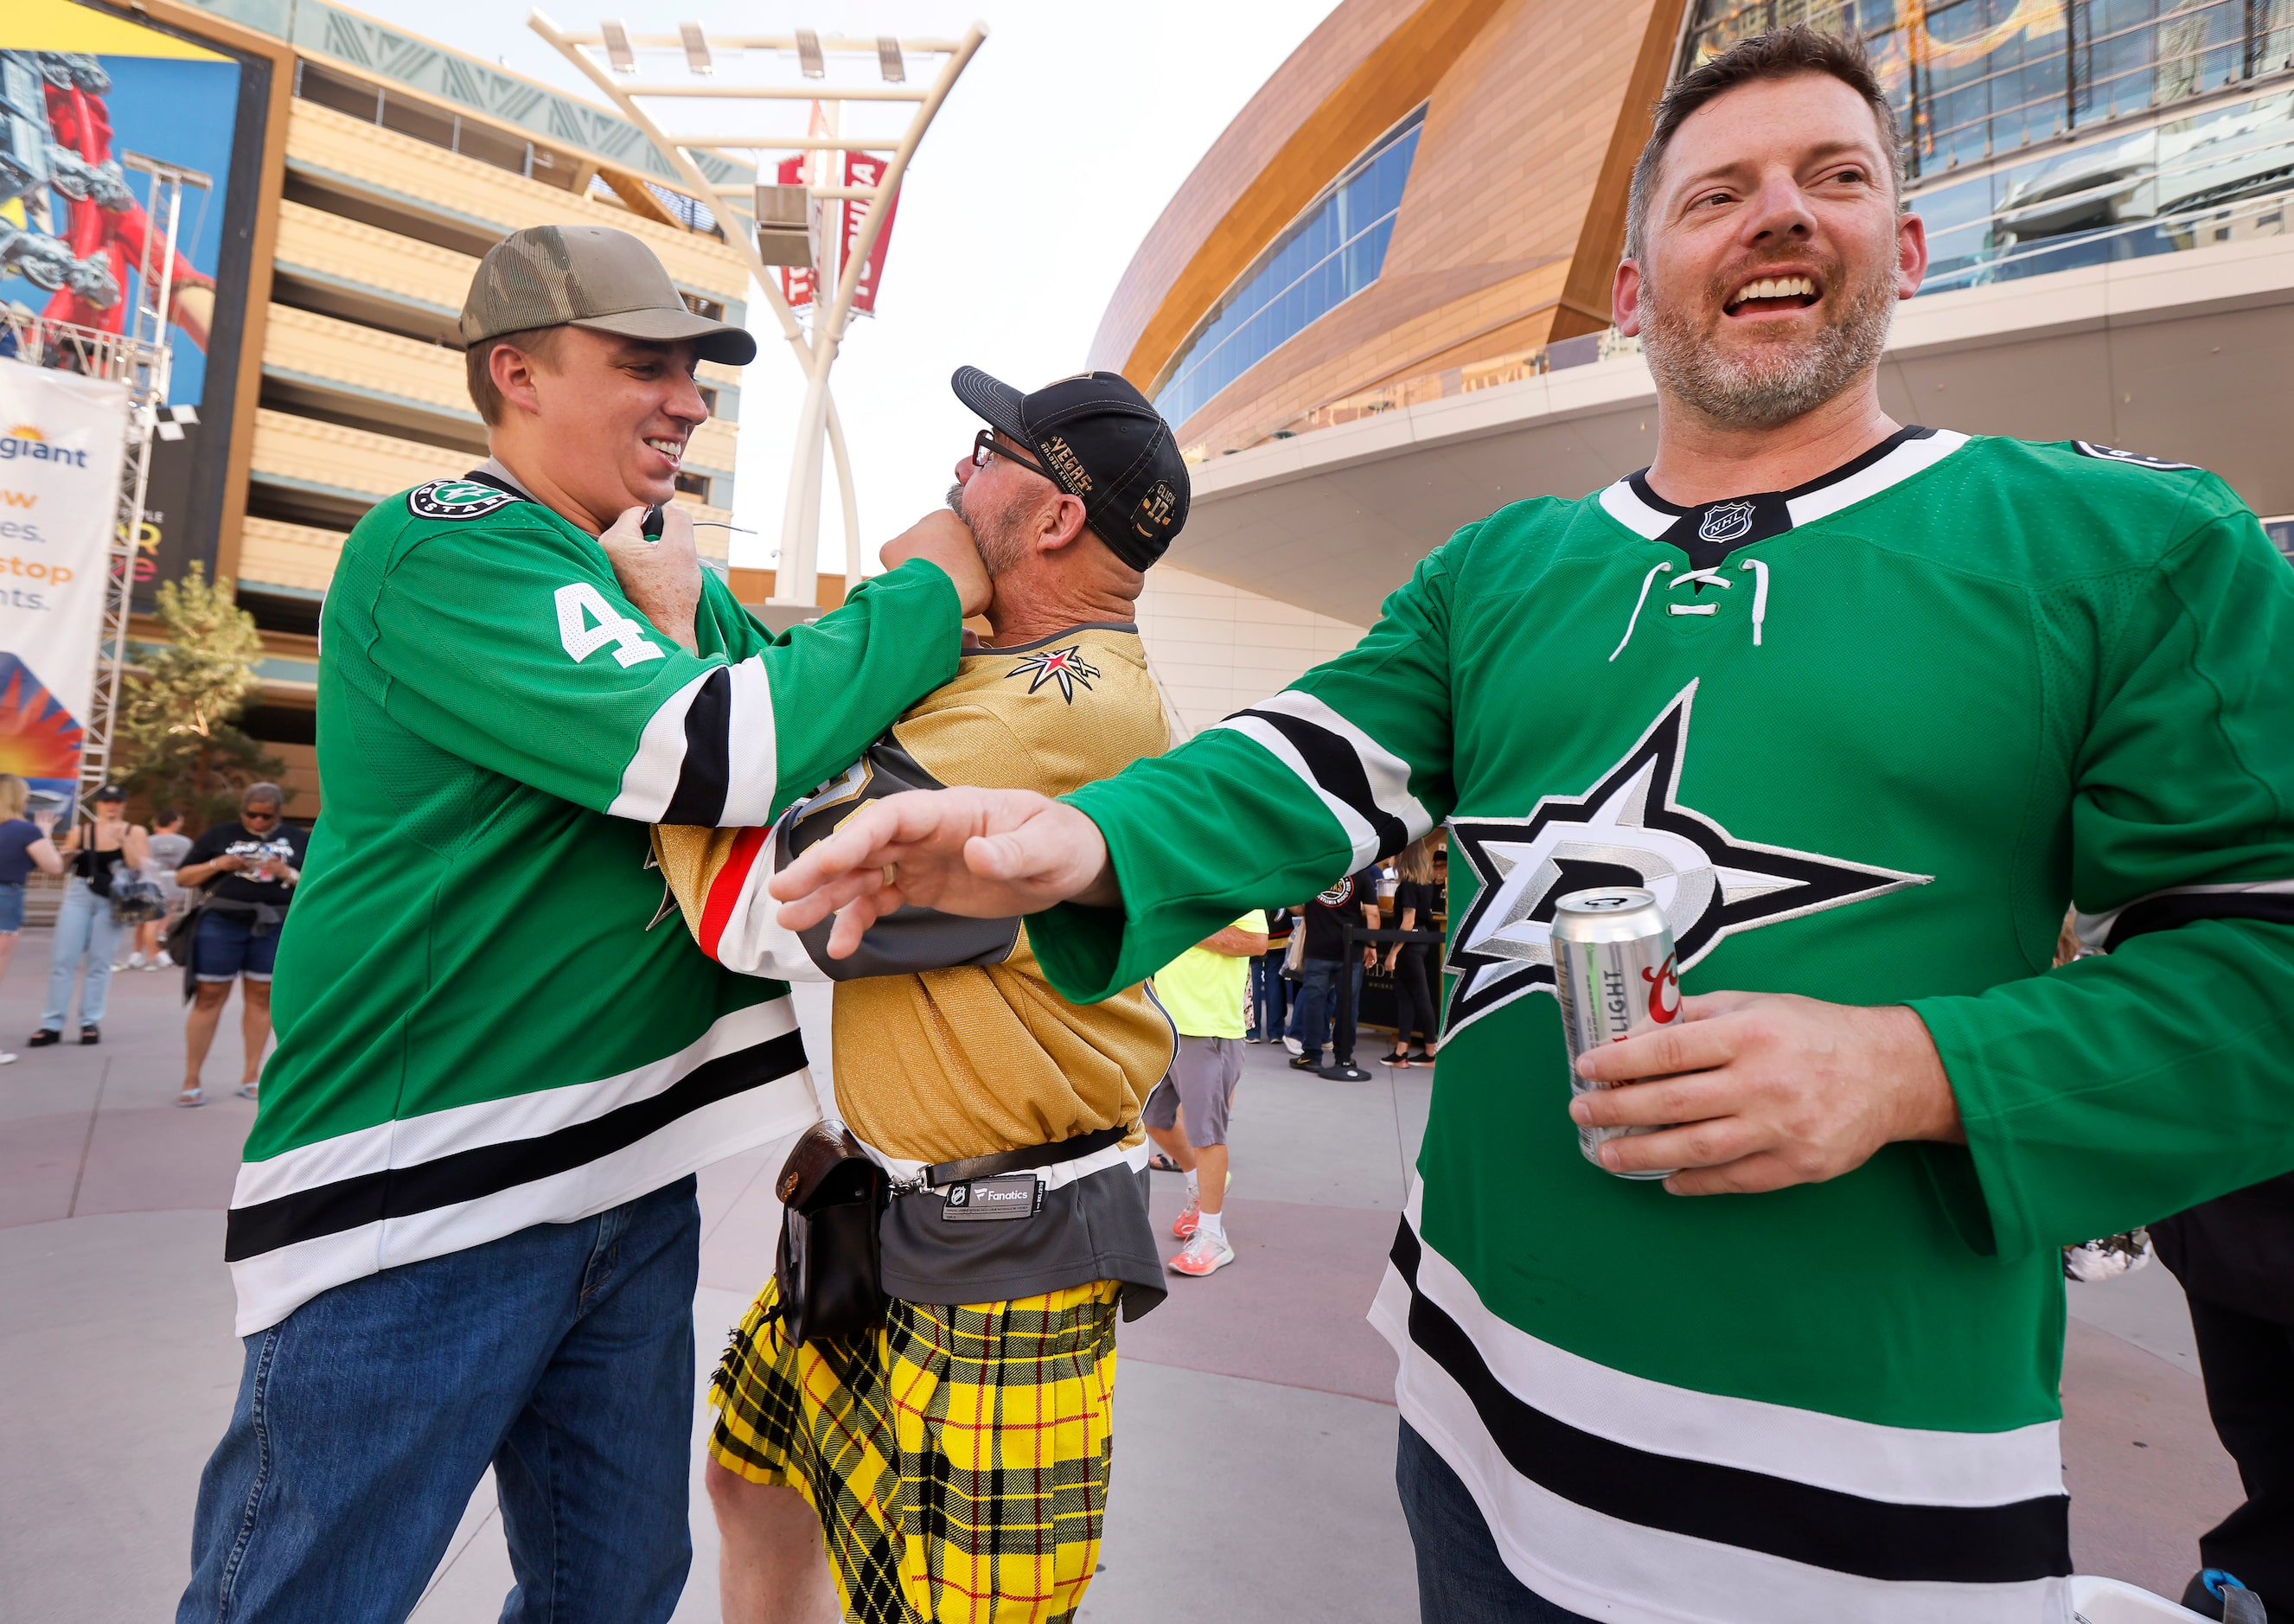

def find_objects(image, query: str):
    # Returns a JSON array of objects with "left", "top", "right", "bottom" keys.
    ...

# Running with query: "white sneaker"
[
  {"left": 0, "top": 1051, "right": 16, "bottom": 1065},
  {"left": 153, "top": 950, "right": 174, "bottom": 969},
  {"left": 124, "top": 952, "right": 146, "bottom": 970},
  {"left": 1281, "top": 1036, "right": 1303, "bottom": 1055}
]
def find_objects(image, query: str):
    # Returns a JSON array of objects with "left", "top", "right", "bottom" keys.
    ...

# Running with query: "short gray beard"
[
  {"left": 946, "top": 481, "right": 1033, "bottom": 579},
  {"left": 1639, "top": 253, "right": 1897, "bottom": 431}
]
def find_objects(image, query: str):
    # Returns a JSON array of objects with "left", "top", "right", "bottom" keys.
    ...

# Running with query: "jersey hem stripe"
[
  {"left": 232, "top": 1000, "right": 801, "bottom": 1206},
  {"left": 228, "top": 1073, "right": 821, "bottom": 1336},
  {"left": 1374, "top": 1294, "right": 2075, "bottom": 1624}
]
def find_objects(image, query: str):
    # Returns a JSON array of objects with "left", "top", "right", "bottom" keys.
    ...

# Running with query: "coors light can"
[{"left": 1550, "top": 886, "right": 1680, "bottom": 1180}]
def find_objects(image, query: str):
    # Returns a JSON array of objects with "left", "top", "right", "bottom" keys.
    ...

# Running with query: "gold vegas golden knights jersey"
[{"left": 655, "top": 622, "right": 1175, "bottom": 1313}]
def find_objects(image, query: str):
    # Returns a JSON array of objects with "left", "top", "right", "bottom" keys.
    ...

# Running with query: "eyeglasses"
[
  {"left": 242, "top": 809, "right": 281, "bottom": 825},
  {"left": 969, "top": 427, "right": 1057, "bottom": 484}
]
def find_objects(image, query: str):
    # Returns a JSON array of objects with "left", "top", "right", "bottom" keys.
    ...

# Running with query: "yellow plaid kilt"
[{"left": 707, "top": 1276, "right": 1120, "bottom": 1624}]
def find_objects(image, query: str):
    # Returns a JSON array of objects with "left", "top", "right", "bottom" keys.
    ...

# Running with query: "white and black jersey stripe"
[
  {"left": 224, "top": 1001, "right": 817, "bottom": 1335},
  {"left": 609, "top": 654, "right": 779, "bottom": 826},
  {"left": 1371, "top": 1189, "right": 2074, "bottom": 1622},
  {"left": 1211, "top": 690, "right": 1434, "bottom": 868},
  {"left": 2075, "top": 879, "right": 2294, "bottom": 954}
]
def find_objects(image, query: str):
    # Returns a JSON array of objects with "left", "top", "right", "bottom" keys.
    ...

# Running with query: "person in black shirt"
[
  {"left": 176, "top": 783, "right": 308, "bottom": 1105},
  {"left": 1289, "top": 864, "right": 1380, "bottom": 1074},
  {"left": 1379, "top": 834, "right": 1445, "bottom": 1067}
]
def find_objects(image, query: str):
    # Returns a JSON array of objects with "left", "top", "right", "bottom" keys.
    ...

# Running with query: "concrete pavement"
[{"left": 0, "top": 940, "right": 2247, "bottom": 1621}]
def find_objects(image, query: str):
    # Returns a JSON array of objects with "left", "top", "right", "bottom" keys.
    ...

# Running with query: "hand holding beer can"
[{"left": 1550, "top": 887, "right": 1681, "bottom": 1180}]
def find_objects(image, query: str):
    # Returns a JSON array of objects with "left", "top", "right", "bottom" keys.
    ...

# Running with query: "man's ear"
[
  {"left": 1613, "top": 258, "right": 1645, "bottom": 338},
  {"left": 490, "top": 342, "right": 546, "bottom": 419},
  {"left": 1038, "top": 491, "right": 1090, "bottom": 554}
]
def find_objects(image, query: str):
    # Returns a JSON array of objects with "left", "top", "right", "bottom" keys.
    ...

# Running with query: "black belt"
[{"left": 919, "top": 1122, "right": 1134, "bottom": 1191}]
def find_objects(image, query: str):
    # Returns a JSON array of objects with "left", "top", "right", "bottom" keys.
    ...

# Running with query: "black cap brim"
[
  {"left": 951, "top": 366, "right": 1031, "bottom": 443},
  {"left": 571, "top": 307, "right": 757, "bottom": 367}
]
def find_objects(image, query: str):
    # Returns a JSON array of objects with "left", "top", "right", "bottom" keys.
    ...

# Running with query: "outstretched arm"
[{"left": 770, "top": 786, "right": 1117, "bottom": 958}]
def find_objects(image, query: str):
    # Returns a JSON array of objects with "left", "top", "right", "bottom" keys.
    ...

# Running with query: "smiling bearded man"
[{"left": 758, "top": 26, "right": 2294, "bottom": 1624}]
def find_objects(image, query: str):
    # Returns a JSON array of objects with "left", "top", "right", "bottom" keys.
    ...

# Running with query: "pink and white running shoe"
[
  {"left": 1172, "top": 1195, "right": 1201, "bottom": 1241},
  {"left": 1168, "top": 1228, "right": 1235, "bottom": 1277}
]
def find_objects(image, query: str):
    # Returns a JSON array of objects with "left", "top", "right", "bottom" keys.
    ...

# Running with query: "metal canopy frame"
[{"left": 531, "top": 13, "right": 987, "bottom": 604}]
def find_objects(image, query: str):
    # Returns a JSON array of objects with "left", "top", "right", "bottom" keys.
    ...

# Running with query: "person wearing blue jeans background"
[
  {"left": 1245, "top": 907, "right": 1291, "bottom": 1043},
  {"left": 1288, "top": 866, "right": 1379, "bottom": 1072},
  {"left": 34, "top": 784, "right": 147, "bottom": 1048}
]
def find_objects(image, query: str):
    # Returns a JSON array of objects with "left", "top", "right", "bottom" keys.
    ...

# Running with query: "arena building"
[{"left": 1108, "top": 0, "right": 2294, "bottom": 734}]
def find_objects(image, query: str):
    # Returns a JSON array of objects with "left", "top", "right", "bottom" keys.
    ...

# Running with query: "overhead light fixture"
[
  {"left": 796, "top": 29, "right": 825, "bottom": 79},
  {"left": 679, "top": 22, "right": 712, "bottom": 75},
  {"left": 876, "top": 36, "right": 904, "bottom": 82},
  {"left": 753, "top": 182, "right": 812, "bottom": 266},
  {"left": 602, "top": 20, "right": 636, "bottom": 74}
]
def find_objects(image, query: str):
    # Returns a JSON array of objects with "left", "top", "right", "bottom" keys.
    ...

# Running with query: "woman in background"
[
  {"left": 34, "top": 784, "right": 148, "bottom": 1049},
  {"left": 0, "top": 776, "right": 64, "bottom": 1065},
  {"left": 1380, "top": 834, "right": 1444, "bottom": 1067}
]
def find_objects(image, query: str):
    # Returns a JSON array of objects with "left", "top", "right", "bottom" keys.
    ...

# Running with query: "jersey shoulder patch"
[
  {"left": 406, "top": 479, "right": 525, "bottom": 521},
  {"left": 2071, "top": 441, "right": 2200, "bottom": 472}
]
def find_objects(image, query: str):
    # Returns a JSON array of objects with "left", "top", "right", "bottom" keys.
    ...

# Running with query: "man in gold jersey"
[{"left": 642, "top": 369, "right": 1191, "bottom": 1624}]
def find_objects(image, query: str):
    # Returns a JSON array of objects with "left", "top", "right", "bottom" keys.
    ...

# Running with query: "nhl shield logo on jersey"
[
  {"left": 1697, "top": 499, "right": 1758, "bottom": 544},
  {"left": 407, "top": 479, "right": 522, "bottom": 521},
  {"left": 1441, "top": 681, "right": 1930, "bottom": 1035}
]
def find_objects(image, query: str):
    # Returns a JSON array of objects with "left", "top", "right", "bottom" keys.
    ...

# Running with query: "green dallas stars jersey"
[
  {"left": 224, "top": 474, "right": 961, "bottom": 1335},
  {"left": 1030, "top": 430, "right": 2294, "bottom": 1623}
]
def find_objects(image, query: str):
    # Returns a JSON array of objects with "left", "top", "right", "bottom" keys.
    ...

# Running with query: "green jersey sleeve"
[
  {"left": 363, "top": 510, "right": 962, "bottom": 828},
  {"left": 1032, "top": 535, "right": 1466, "bottom": 1001},
  {"left": 1912, "top": 496, "right": 2294, "bottom": 1259}
]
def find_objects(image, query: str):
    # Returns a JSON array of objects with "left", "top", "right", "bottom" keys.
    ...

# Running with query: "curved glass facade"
[
  {"left": 1679, "top": 2, "right": 2294, "bottom": 185},
  {"left": 1153, "top": 107, "right": 1425, "bottom": 431}
]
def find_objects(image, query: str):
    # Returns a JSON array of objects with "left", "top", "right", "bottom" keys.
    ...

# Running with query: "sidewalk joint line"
[{"left": 66, "top": 1059, "right": 111, "bottom": 1220}]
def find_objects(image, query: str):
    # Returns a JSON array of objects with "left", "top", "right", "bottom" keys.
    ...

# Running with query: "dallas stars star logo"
[
  {"left": 1006, "top": 644, "right": 1102, "bottom": 703},
  {"left": 1442, "top": 681, "right": 1929, "bottom": 1035}
]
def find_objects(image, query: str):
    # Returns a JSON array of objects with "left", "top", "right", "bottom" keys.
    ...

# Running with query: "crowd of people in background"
[{"left": 0, "top": 773, "right": 303, "bottom": 1103}]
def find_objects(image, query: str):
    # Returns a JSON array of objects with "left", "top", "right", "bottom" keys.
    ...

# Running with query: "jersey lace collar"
[{"left": 1598, "top": 425, "right": 1970, "bottom": 569}]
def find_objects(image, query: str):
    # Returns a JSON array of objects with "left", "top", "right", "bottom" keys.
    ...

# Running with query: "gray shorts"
[{"left": 1141, "top": 1034, "right": 1243, "bottom": 1148}]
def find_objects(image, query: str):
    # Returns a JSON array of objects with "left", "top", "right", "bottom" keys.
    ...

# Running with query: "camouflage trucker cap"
[{"left": 459, "top": 224, "right": 757, "bottom": 365}]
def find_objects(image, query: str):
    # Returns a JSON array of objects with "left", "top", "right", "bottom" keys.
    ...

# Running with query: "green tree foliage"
[{"left": 118, "top": 564, "right": 286, "bottom": 830}]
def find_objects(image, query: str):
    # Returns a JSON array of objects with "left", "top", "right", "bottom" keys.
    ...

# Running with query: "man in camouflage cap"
[{"left": 178, "top": 223, "right": 989, "bottom": 1622}]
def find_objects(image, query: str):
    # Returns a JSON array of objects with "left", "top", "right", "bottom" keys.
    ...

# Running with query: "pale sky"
[{"left": 376, "top": 1, "right": 1343, "bottom": 574}]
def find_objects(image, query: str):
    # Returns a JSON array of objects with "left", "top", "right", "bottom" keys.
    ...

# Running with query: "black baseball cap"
[{"left": 950, "top": 368, "right": 1190, "bottom": 570}]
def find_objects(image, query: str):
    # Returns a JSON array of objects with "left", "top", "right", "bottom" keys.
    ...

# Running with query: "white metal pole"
[{"left": 775, "top": 22, "right": 985, "bottom": 605}]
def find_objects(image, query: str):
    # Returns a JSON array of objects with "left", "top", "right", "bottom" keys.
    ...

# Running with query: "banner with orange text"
[{"left": 0, "top": 358, "right": 129, "bottom": 813}]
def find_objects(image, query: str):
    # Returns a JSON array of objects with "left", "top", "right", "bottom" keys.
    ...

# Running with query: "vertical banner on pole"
[
  {"left": 842, "top": 154, "right": 901, "bottom": 316},
  {"left": 0, "top": 361, "right": 131, "bottom": 816}
]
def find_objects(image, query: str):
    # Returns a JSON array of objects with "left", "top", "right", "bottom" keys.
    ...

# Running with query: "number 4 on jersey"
[{"left": 555, "top": 582, "right": 664, "bottom": 668}]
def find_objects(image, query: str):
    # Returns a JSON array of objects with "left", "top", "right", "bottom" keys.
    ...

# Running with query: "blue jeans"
[
  {"left": 1291, "top": 957, "right": 1363, "bottom": 1063},
  {"left": 1397, "top": 1422, "right": 1601, "bottom": 1623},
  {"left": 1247, "top": 951, "right": 1289, "bottom": 1039},
  {"left": 42, "top": 877, "right": 121, "bottom": 1029},
  {"left": 180, "top": 1176, "right": 702, "bottom": 1624}
]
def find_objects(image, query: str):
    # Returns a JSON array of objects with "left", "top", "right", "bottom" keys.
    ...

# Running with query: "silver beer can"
[{"left": 1550, "top": 886, "right": 1681, "bottom": 1180}]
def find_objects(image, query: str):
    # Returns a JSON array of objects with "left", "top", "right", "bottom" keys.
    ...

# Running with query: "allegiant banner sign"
[{"left": 0, "top": 360, "right": 130, "bottom": 809}]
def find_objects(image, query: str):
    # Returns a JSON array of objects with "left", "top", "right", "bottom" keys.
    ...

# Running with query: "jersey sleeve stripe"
[
  {"left": 609, "top": 667, "right": 714, "bottom": 822},
  {"left": 2077, "top": 879, "right": 2294, "bottom": 953},
  {"left": 699, "top": 823, "right": 770, "bottom": 962},
  {"left": 1208, "top": 713, "right": 1385, "bottom": 871},
  {"left": 1212, "top": 696, "right": 1430, "bottom": 863},
  {"left": 661, "top": 668, "right": 732, "bottom": 826},
  {"left": 719, "top": 655, "right": 779, "bottom": 827}
]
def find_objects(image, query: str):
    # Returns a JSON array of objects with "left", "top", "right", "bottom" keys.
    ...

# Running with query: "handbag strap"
[{"left": 921, "top": 1122, "right": 1134, "bottom": 1190}]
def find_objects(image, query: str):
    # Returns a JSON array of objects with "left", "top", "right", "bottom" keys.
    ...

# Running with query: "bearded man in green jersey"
[
  {"left": 178, "top": 225, "right": 989, "bottom": 1624},
  {"left": 766, "top": 29, "right": 2294, "bottom": 1624}
]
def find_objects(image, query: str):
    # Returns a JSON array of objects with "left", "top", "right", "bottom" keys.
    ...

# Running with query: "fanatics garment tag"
[{"left": 939, "top": 1173, "right": 1043, "bottom": 1222}]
